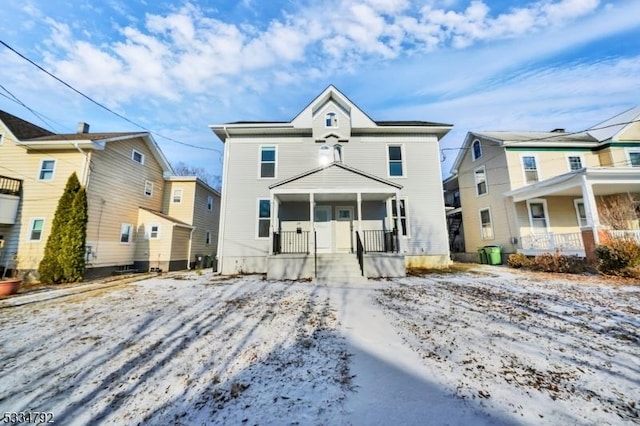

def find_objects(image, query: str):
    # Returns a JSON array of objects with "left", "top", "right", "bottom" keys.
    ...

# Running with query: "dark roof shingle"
[{"left": 0, "top": 110, "right": 54, "bottom": 139}]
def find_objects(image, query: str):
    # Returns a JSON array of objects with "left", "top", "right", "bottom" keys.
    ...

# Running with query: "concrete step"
[{"left": 315, "top": 254, "right": 363, "bottom": 280}]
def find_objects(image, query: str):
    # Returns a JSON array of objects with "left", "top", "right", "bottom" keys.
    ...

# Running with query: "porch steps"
[{"left": 314, "top": 254, "right": 367, "bottom": 283}]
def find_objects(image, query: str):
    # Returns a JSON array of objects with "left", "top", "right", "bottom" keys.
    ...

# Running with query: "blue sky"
[{"left": 1, "top": 0, "right": 640, "bottom": 181}]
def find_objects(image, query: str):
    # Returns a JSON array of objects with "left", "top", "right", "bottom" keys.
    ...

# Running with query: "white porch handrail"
[
  {"left": 607, "top": 230, "right": 640, "bottom": 243},
  {"left": 521, "top": 232, "right": 584, "bottom": 251}
]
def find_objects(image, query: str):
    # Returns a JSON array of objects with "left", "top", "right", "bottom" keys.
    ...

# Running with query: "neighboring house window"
[
  {"left": 472, "top": 140, "right": 482, "bottom": 161},
  {"left": 479, "top": 208, "right": 493, "bottom": 240},
  {"left": 627, "top": 149, "right": 640, "bottom": 167},
  {"left": 388, "top": 145, "right": 404, "bottom": 177},
  {"left": 319, "top": 145, "right": 332, "bottom": 166},
  {"left": 38, "top": 159, "right": 56, "bottom": 181},
  {"left": 172, "top": 189, "right": 183, "bottom": 203},
  {"left": 207, "top": 195, "right": 213, "bottom": 211},
  {"left": 144, "top": 180, "right": 153, "bottom": 197},
  {"left": 567, "top": 155, "right": 583, "bottom": 171},
  {"left": 325, "top": 112, "right": 337, "bottom": 127},
  {"left": 527, "top": 199, "right": 549, "bottom": 232},
  {"left": 205, "top": 230, "right": 211, "bottom": 245},
  {"left": 132, "top": 149, "right": 145, "bottom": 164},
  {"left": 29, "top": 218, "right": 45, "bottom": 241},
  {"left": 149, "top": 225, "right": 160, "bottom": 239},
  {"left": 260, "top": 146, "right": 276, "bottom": 178},
  {"left": 522, "top": 156, "right": 539, "bottom": 183},
  {"left": 574, "top": 199, "right": 588, "bottom": 227},
  {"left": 391, "top": 198, "right": 409, "bottom": 237},
  {"left": 257, "top": 199, "right": 271, "bottom": 238},
  {"left": 120, "top": 223, "right": 133, "bottom": 243},
  {"left": 474, "top": 166, "right": 487, "bottom": 196}
]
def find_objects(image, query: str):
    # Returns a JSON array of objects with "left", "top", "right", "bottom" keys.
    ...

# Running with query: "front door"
[
  {"left": 335, "top": 206, "right": 354, "bottom": 253},
  {"left": 314, "top": 205, "right": 332, "bottom": 253}
]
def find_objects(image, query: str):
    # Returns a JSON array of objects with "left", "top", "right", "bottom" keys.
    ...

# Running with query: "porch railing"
[
  {"left": 607, "top": 230, "right": 640, "bottom": 243},
  {"left": 521, "top": 232, "right": 583, "bottom": 251},
  {"left": 0, "top": 175, "right": 22, "bottom": 196},
  {"left": 355, "top": 231, "right": 364, "bottom": 276},
  {"left": 362, "top": 230, "right": 397, "bottom": 253},
  {"left": 272, "top": 231, "right": 310, "bottom": 254}
]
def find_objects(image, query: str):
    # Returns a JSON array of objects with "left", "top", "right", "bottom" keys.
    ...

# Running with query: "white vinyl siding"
[
  {"left": 479, "top": 208, "right": 493, "bottom": 240},
  {"left": 474, "top": 166, "right": 487, "bottom": 196}
]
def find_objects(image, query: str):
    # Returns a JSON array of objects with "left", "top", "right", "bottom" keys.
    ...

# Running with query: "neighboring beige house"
[
  {"left": 0, "top": 110, "right": 220, "bottom": 280},
  {"left": 446, "top": 107, "right": 640, "bottom": 262},
  {"left": 210, "top": 85, "right": 453, "bottom": 280}
]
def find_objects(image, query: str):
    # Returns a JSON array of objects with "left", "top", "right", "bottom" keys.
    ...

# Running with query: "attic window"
[
  {"left": 472, "top": 140, "right": 482, "bottom": 161},
  {"left": 325, "top": 112, "right": 337, "bottom": 127},
  {"left": 132, "top": 149, "right": 145, "bottom": 164}
]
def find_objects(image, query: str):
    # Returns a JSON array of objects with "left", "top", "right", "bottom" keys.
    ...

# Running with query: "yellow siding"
[
  {"left": 618, "top": 121, "right": 640, "bottom": 140},
  {"left": 170, "top": 227, "right": 191, "bottom": 261},
  {"left": 598, "top": 149, "right": 614, "bottom": 166},
  {"left": 134, "top": 209, "right": 174, "bottom": 266},
  {"left": 606, "top": 146, "right": 634, "bottom": 167}
]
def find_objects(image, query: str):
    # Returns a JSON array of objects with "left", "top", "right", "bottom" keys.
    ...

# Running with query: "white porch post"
[
  {"left": 394, "top": 191, "right": 401, "bottom": 252},
  {"left": 357, "top": 192, "right": 363, "bottom": 236},
  {"left": 581, "top": 175, "right": 600, "bottom": 244},
  {"left": 270, "top": 192, "right": 278, "bottom": 255},
  {"left": 309, "top": 192, "right": 315, "bottom": 253}
]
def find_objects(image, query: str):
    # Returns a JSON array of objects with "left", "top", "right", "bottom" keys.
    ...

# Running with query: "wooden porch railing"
[
  {"left": 608, "top": 230, "right": 640, "bottom": 243},
  {"left": 0, "top": 175, "right": 22, "bottom": 196},
  {"left": 521, "top": 232, "right": 583, "bottom": 251}
]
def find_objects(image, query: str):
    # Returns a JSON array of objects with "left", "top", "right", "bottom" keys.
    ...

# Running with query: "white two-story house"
[{"left": 210, "top": 86, "right": 453, "bottom": 280}]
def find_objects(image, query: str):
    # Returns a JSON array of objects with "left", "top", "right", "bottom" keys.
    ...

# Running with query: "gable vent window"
[
  {"left": 132, "top": 149, "right": 145, "bottom": 164},
  {"left": 325, "top": 112, "right": 337, "bottom": 127}
]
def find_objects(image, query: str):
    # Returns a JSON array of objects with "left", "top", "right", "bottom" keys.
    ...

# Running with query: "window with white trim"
[
  {"left": 574, "top": 199, "right": 588, "bottom": 227},
  {"left": 472, "top": 140, "right": 482, "bottom": 161},
  {"left": 29, "top": 218, "right": 45, "bottom": 241},
  {"left": 522, "top": 156, "right": 539, "bottom": 183},
  {"left": 387, "top": 145, "right": 404, "bottom": 177},
  {"left": 172, "top": 189, "right": 183, "bottom": 203},
  {"left": 325, "top": 112, "right": 337, "bottom": 127},
  {"left": 627, "top": 149, "right": 640, "bottom": 167},
  {"left": 479, "top": 208, "right": 493, "bottom": 240},
  {"left": 120, "top": 223, "right": 133, "bottom": 243},
  {"left": 207, "top": 195, "right": 213, "bottom": 211},
  {"left": 257, "top": 199, "right": 271, "bottom": 238},
  {"left": 567, "top": 155, "right": 583, "bottom": 171},
  {"left": 260, "top": 146, "right": 276, "bottom": 178},
  {"left": 319, "top": 145, "right": 332, "bottom": 166},
  {"left": 149, "top": 224, "right": 160, "bottom": 239},
  {"left": 144, "top": 180, "right": 153, "bottom": 197},
  {"left": 474, "top": 166, "right": 487, "bottom": 196},
  {"left": 38, "top": 159, "right": 56, "bottom": 181},
  {"left": 205, "top": 230, "right": 211, "bottom": 245},
  {"left": 391, "top": 198, "right": 409, "bottom": 236},
  {"left": 131, "top": 149, "right": 145, "bottom": 164},
  {"left": 527, "top": 200, "right": 549, "bottom": 232}
]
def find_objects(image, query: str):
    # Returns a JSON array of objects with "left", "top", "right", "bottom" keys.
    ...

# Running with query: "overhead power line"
[{"left": 0, "top": 39, "right": 221, "bottom": 155}]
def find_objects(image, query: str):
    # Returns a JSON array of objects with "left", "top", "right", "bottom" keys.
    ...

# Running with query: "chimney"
[
  {"left": 77, "top": 122, "right": 90, "bottom": 134},
  {"left": 551, "top": 128, "right": 565, "bottom": 133}
]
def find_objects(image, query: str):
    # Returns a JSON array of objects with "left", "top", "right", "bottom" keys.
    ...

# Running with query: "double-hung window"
[
  {"left": 527, "top": 200, "right": 549, "bottom": 232},
  {"left": 149, "top": 225, "right": 160, "bottom": 239},
  {"left": 474, "top": 166, "right": 487, "bottom": 196},
  {"left": 388, "top": 145, "right": 404, "bottom": 177},
  {"left": 29, "top": 218, "right": 45, "bottom": 241},
  {"left": 39, "top": 160, "right": 56, "bottom": 181},
  {"left": 567, "top": 155, "right": 583, "bottom": 171},
  {"left": 257, "top": 199, "right": 271, "bottom": 238},
  {"left": 479, "top": 208, "right": 493, "bottom": 240},
  {"left": 627, "top": 149, "right": 640, "bottom": 167},
  {"left": 207, "top": 195, "right": 213, "bottom": 211},
  {"left": 391, "top": 198, "right": 409, "bottom": 236},
  {"left": 574, "top": 199, "right": 588, "bottom": 227},
  {"left": 522, "top": 156, "right": 539, "bottom": 183},
  {"left": 260, "top": 146, "right": 276, "bottom": 178},
  {"left": 120, "top": 223, "right": 133, "bottom": 243},
  {"left": 172, "top": 189, "right": 183, "bottom": 203},
  {"left": 144, "top": 180, "right": 153, "bottom": 197}
]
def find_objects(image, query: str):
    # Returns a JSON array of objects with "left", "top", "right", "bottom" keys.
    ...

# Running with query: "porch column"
[
  {"left": 581, "top": 175, "right": 601, "bottom": 243},
  {"left": 394, "top": 191, "right": 401, "bottom": 253},
  {"left": 270, "top": 193, "right": 278, "bottom": 255},
  {"left": 309, "top": 192, "right": 315, "bottom": 253},
  {"left": 356, "top": 192, "right": 363, "bottom": 235}
]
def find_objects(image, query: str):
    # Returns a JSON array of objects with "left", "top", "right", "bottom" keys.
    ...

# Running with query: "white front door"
[
  {"left": 314, "top": 205, "right": 332, "bottom": 253},
  {"left": 335, "top": 206, "right": 354, "bottom": 253}
]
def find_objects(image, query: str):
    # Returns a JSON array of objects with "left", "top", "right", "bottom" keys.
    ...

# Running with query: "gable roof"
[
  {"left": 139, "top": 207, "right": 194, "bottom": 229},
  {"left": 587, "top": 106, "right": 640, "bottom": 142},
  {"left": 0, "top": 109, "right": 54, "bottom": 139},
  {"left": 269, "top": 162, "right": 402, "bottom": 190}
]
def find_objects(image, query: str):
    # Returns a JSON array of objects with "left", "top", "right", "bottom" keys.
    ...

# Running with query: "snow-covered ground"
[{"left": 0, "top": 267, "right": 638, "bottom": 425}]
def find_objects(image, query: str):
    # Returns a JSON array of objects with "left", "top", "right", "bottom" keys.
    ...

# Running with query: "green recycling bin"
[
  {"left": 477, "top": 247, "right": 488, "bottom": 264},
  {"left": 484, "top": 245, "right": 502, "bottom": 265}
]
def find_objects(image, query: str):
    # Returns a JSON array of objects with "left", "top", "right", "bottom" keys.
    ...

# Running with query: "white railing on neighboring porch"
[
  {"left": 521, "top": 232, "right": 584, "bottom": 252},
  {"left": 607, "top": 230, "right": 640, "bottom": 243}
]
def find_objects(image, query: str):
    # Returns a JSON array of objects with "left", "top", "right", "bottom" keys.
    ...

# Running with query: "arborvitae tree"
[{"left": 38, "top": 172, "right": 87, "bottom": 284}]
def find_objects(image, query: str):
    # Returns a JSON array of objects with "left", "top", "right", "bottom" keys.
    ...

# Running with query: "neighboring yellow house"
[
  {"left": 446, "top": 107, "right": 640, "bottom": 262},
  {"left": 0, "top": 110, "right": 220, "bottom": 280}
]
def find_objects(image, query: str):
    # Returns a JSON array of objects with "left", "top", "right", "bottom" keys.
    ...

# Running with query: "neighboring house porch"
[
  {"left": 505, "top": 167, "right": 640, "bottom": 259},
  {"left": 266, "top": 163, "right": 406, "bottom": 280}
]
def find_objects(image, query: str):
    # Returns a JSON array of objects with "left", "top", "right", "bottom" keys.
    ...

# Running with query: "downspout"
[{"left": 74, "top": 142, "right": 91, "bottom": 187}]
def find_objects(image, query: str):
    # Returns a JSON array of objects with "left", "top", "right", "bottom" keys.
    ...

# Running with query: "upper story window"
[
  {"left": 132, "top": 149, "right": 145, "bottom": 164},
  {"left": 472, "top": 140, "right": 482, "bottom": 161},
  {"left": 325, "top": 112, "right": 337, "bottom": 127},
  {"left": 205, "top": 230, "right": 212, "bottom": 245},
  {"left": 120, "top": 223, "right": 133, "bottom": 243},
  {"left": 144, "top": 180, "right": 154, "bottom": 197},
  {"left": 474, "top": 166, "right": 487, "bottom": 196},
  {"left": 172, "top": 189, "right": 183, "bottom": 203},
  {"left": 626, "top": 149, "right": 640, "bottom": 167},
  {"left": 260, "top": 146, "right": 276, "bottom": 178},
  {"left": 567, "top": 155, "right": 583, "bottom": 171},
  {"left": 207, "top": 195, "right": 213, "bottom": 211},
  {"left": 38, "top": 159, "right": 56, "bottom": 181},
  {"left": 522, "top": 156, "right": 539, "bottom": 183},
  {"left": 387, "top": 145, "right": 404, "bottom": 177},
  {"left": 319, "top": 145, "right": 332, "bottom": 167},
  {"left": 333, "top": 144, "right": 342, "bottom": 163}
]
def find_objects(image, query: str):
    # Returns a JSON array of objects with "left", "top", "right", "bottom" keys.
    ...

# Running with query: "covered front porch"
[
  {"left": 506, "top": 168, "right": 640, "bottom": 260},
  {"left": 266, "top": 163, "right": 406, "bottom": 279}
]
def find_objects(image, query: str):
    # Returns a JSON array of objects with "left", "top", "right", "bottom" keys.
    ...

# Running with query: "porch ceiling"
[{"left": 275, "top": 192, "right": 393, "bottom": 202}]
